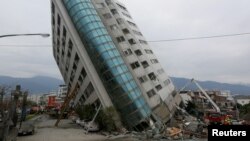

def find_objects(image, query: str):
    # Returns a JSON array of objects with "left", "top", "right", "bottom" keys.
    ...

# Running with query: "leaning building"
[{"left": 51, "top": 0, "right": 181, "bottom": 130}]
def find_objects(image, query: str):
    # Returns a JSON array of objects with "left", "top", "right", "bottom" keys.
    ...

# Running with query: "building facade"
[{"left": 51, "top": 0, "right": 180, "bottom": 130}]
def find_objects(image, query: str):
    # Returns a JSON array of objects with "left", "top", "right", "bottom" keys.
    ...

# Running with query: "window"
[
  {"left": 57, "top": 14, "right": 61, "bottom": 26},
  {"left": 67, "top": 51, "right": 71, "bottom": 58},
  {"left": 122, "top": 12, "right": 132, "bottom": 18},
  {"left": 73, "top": 63, "right": 77, "bottom": 71},
  {"left": 157, "top": 68, "right": 164, "bottom": 74},
  {"left": 96, "top": 3, "right": 105, "bottom": 9},
  {"left": 151, "top": 59, "right": 159, "bottom": 64},
  {"left": 78, "top": 75, "right": 83, "bottom": 85},
  {"left": 116, "top": 3, "right": 128, "bottom": 11},
  {"left": 141, "top": 61, "right": 149, "bottom": 68},
  {"left": 148, "top": 72, "right": 157, "bottom": 80},
  {"left": 105, "top": 0, "right": 111, "bottom": 5},
  {"left": 127, "top": 21, "right": 137, "bottom": 27},
  {"left": 130, "top": 61, "right": 140, "bottom": 69},
  {"left": 103, "top": 13, "right": 112, "bottom": 19},
  {"left": 62, "top": 27, "right": 67, "bottom": 46},
  {"left": 52, "top": 2, "right": 55, "bottom": 14},
  {"left": 62, "top": 50, "right": 65, "bottom": 57},
  {"left": 138, "top": 75, "right": 148, "bottom": 83},
  {"left": 81, "top": 67, "right": 87, "bottom": 79},
  {"left": 123, "top": 49, "right": 133, "bottom": 56},
  {"left": 57, "top": 39, "right": 60, "bottom": 46},
  {"left": 111, "top": 9, "right": 118, "bottom": 15},
  {"left": 155, "top": 85, "right": 162, "bottom": 91},
  {"left": 147, "top": 89, "right": 156, "bottom": 98},
  {"left": 133, "top": 30, "right": 143, "bottom": 36},
  {"left": 122, "top": 28, "right": 130, "bottom": 34},
  {"left": 134, "top": 50, "right": 142, "bottom": 56},
  {"left": 57, "top": 27, "right": 60, "bottom": 36},
  {"left": 68, "top": 39, "right": 73, "bottom": 51},
  {"left": 84, "top": 83, "right": 94, "bottom": 99},
  {"left": 110, "top": 24, "right": 118, "bottom": 30},
  {"left": 70, "top": 69, "right": 75, "bottom": 82},
  {"left": 145, "top": 49, "right": 153, "bottom": 54},
  {"left": 139, "top": 40, "right": 148, "bottom": 44},
  {"left": 164, "top": 79, "right": 171, "bottom": 86},
  {"left": 63, "top": 26, "right": 67, "bottom": 37},
  {"left": 52, "top": 16, "right": 55, "bottom": 26},
  {"left": 116, "top": 36, "right": 125, "bottom": 42},
  {"left": 128, "top": 39, "right": 136, "bottom": 45},
  {"left": 74, "top": 53, "right": 79, "bottom": 65},
  {"left": 116, "top": 18, "right": 124, "bottom": 24}
]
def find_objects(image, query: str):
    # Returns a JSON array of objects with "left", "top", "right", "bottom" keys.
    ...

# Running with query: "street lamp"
[{"left": 0, "top": 33, "right": 50, "bottom": 38}]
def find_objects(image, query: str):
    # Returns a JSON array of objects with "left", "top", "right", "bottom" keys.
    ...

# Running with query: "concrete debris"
[{"left": 165, "top": 127, "right": 182, "bottom": 137}]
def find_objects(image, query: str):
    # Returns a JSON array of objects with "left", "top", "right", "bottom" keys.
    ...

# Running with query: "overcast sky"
[{"left": 0, "top": 0, "right": 249, "bottom": 85}]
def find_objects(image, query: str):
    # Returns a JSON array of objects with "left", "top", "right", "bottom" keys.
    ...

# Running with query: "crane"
[
  {"left": 178, "top": 78, "right": 220, "bottom": 113},
  {"left": 55, "top": 84, "right": 79, "bottom": 127},
  {"left": 177, "top": 79, "right": 234, "bottom": 125}
]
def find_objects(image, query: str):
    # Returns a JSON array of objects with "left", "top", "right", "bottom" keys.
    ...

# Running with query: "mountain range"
[
  {"left": 0, "top": 75, "right": 249, "bottom": 95},
  {"left": 0, "top": 75, "right": 64, "bottom": 94},
  {"left": 171, "top": 77, "right": 250, "bottom": 95}
]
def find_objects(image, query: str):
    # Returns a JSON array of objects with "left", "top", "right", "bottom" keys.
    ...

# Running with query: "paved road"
[
  {"left": 17, "top": 115, "right": 106, "bottom": 141},
  {"left": 17, "top": 115, "right": 207, "bottom": 141}
]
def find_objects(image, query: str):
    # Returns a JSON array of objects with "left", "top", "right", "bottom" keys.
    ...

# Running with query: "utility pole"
[
  {"left": 19, "top": 91, "right": 28, "bottom": 129},
  {"left": 0, "top": 87, "right": 4, "bottom": 114},
  {"left": 0, "top": 87, "right": 5, "bottom": 141},
  {"left": 10, "top": 85, "right": 21, "bottom": 128}
]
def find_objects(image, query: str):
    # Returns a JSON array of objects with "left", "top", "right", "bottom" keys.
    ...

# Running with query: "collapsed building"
[{"left": 51, "top": 0, "right": 181, "bottom": 130}]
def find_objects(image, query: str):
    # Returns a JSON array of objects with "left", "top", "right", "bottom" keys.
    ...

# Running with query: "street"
[{"left": 17, "top": 115, "right": 107, "bottom": 141}]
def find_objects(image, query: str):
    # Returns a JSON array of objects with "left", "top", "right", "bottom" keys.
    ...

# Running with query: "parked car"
[
  {"left": 231, "top": 120, "right": 243, "bottom": 125},
  {"left": 0, "top": 114, "right": 2, "bottom": 122},
  {"left": 84, "top": 121, "right": 100, "bottom": 132},
  {"left": 69, "top": 115, "right": 79, "bottom": 123},
  {"left": 18, "top": 122, "right": 35, "bottom": 136}
]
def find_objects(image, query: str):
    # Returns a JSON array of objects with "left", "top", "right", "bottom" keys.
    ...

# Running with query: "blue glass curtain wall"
[{"left": 62, "top": 0, "right": 151, "bottom": 127}]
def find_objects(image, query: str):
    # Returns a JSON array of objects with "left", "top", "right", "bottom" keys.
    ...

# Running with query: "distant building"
[
  {"left": 237, "top": 99, "right": 250, "bottom": 106},
  {"left": 179, "top": 91, "right": 193, "bottom": 106},
  {"left": 27, "top": 95, "right": 41, "bottom": 105},
  {"left": 51, "top": 0, "right": 181, "bottom": 130},
  {"left": 180, "top": 90, "right": 235, "bottom": 111}
]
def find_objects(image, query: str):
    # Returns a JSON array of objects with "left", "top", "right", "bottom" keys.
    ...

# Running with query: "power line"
[
  {"left": 0, "top": 32, "right": 250, "bottom": 47},
  {"left": 147, "top": 32, "right": 250, "bottom": 42}
]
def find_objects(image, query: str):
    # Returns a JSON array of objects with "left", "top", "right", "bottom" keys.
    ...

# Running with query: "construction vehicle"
[{"left": 179, "top": 79, "right": 231, "bottom": 125}]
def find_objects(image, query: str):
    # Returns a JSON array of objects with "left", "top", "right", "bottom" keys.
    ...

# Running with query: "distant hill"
[
  {"left": 0, "top": 76, "right": 64, "bottom": 94},
  {"left": 1, "top": 75, "right": 249, "bottom": 95},
  {"left": 170, "top": 77, "right": 250, "bottom": 95}
]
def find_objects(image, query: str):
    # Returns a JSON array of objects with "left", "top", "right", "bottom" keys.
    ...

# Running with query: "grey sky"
[{"left": 0, "top": 0, "right": 250, "bottom": 85}]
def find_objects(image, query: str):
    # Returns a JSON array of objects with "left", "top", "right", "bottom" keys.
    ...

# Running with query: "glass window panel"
[
  {"left": 121, "top": 74, "right": 129, "bottom": 82},
  {"left": 96, "top": 45, "right": 106, "bottom": 53},
  {"left": 121, "top": 65, "right": 128, "bottom": 72},
  {"left": 130, "top": 91, "right": 138, "bottom": 99},
  {"left": 110, "top": 68, "right": 119, "bottom": 76},
  {"left": 115, "top": 76, "right": 124, "bottom": 84},
  {"left": 112, "top": 50, "right": 120, "bottom": 56},
  {"left": 112, "top": 58, "right": 119, "bottom": 66},
  {"left": 108, "top": 51, "right": 115, "bottom": 58},
  {"left": 130, "top": 81, "right": 137, "bottom": 89},
  {"left": 125, "top": 82, "right": 133, "bottom": 91},
  {"left": 121, "top": 85, "right": 129, "bottom": 92},
  {"left": 116, "top": 66, "right": 124, "bottom": 74},
  {"left": 140, "top": 109, "right": 147, "bottom": 117},
  {"left": 134, "top": 88, "right": 141, "bottom": 97},
  {"left": 125, "top": 73, "right": 133, "bottom": 81},
  {"left": 117, "top": 57, "right": 123, "bottom": 64}
]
